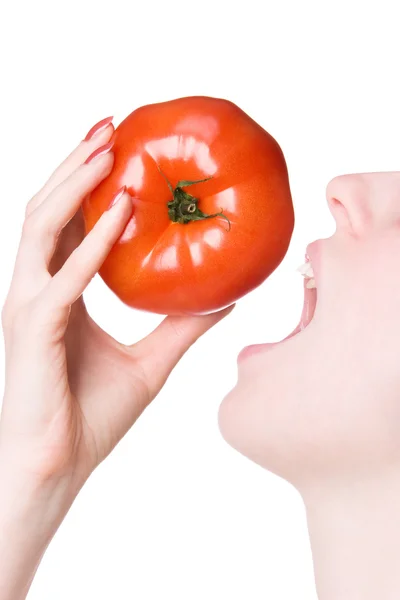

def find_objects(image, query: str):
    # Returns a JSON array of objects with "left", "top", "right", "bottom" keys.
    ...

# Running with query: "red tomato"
[{"left": 83, "top": 97, "right": 294, "bottom": 315}]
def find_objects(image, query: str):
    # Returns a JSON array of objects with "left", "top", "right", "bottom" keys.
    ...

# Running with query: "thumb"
[{"left": 135, "top": 305, "right": 234, "bottom": 397}]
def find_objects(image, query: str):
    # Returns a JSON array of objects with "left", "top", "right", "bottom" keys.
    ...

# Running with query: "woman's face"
[{"left": 219, "top": 173, "right": 400, "bottom": 492}]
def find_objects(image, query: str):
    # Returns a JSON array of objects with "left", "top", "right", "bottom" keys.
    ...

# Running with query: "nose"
[{"left": 326, "top": 172, "right": 400, "bottom": 235}]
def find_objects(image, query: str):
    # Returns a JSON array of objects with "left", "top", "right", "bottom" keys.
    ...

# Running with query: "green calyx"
[{"left": 158, "top": 166, "right": 231, "bottom": 230}]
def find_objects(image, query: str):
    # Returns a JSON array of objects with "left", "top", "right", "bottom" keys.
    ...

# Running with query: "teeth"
[
  {"left": 297, "top": 261, "right": 314, "bottom": 278},
  {"left": 306, "top": 278, "right": 316, "bottom": 289}
]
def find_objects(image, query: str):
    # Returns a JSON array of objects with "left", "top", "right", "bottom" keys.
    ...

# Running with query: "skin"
[
  {"left": 1, "top": 115, "right": 399, "bottom": 598},
  {"left": 83, "top": 97, "right": 294, "bottom": 315}
]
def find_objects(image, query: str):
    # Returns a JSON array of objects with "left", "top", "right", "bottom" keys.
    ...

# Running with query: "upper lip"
[
  {"left": 306, "top": 239, "right": 321, "bottom": 268},
  {"left": 305, "top": 239, "right": 323, "bottom": 288}
]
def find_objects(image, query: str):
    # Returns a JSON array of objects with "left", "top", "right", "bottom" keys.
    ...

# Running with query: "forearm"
[
  {"left": 0, "top": 461, "right": 73, "bottom": 600},
  {"left": 305, "top": 469, "right": 400, "bottom": 600}
]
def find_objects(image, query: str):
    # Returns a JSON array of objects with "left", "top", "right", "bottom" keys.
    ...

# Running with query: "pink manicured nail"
[
  {"left": 108, "top": 186, "right": 127, "bottom": 209},
  {"left": 84, "top": 141, "right": 114, "bottom": 165},
  {"left": 84, "top": 116, "right": 113, "bottom": 141}
]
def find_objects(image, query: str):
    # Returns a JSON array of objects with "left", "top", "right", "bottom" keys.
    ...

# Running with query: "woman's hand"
[
  {"left": 0, "top": 118, "right": 231, "bottom": 600},
  {"left": 1, "top": 119, "right": 231, "bottom": 486}
]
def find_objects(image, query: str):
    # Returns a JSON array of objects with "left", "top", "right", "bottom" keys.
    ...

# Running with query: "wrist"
[
  {"left": 304, "top": 467, "right": 400, "bottom": 600},
  {"left": 0, "top": 450, "right": 76, "bottom": 600},
  {"left": 0, "top": 408, "right": 85, "bottom": 509},
  {"left": 0, "top": 454, "right": 75, "bottom": 531}
]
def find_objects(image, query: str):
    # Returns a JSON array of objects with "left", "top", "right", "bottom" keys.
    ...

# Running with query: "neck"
[{"left": 304, "top": 469, "right": 400, "bottom": 600}]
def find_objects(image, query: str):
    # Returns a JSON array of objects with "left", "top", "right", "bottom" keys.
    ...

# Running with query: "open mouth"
[
  {"left": 292, "top": 257, "right": 317, "bottom": 335},
  {"left": 238, "top": 254, "right": 318, "bottom": 362}
]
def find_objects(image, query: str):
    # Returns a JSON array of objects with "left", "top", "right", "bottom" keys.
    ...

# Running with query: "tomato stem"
[{"left": 158, "top": 166, "right": 231, "bottom": 230}]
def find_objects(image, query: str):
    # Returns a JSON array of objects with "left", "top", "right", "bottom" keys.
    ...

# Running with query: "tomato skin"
[{"left": 83, "top": 96, "right": 294, "bottom": 315}]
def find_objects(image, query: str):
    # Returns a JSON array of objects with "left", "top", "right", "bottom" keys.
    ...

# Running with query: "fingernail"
[
  {"left": 84, "top": 116, "right": 113, "bottom": 141},
  {"left": 108, "top": 186, "right": 127, "bottom": 209},
  {"left": 85, "top": 141, "right": 114, "bottom": 165}
]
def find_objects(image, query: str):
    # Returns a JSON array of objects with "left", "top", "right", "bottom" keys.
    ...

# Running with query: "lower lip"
[{"left": 237, "top": 343, "right": 275, "bottom": 363}]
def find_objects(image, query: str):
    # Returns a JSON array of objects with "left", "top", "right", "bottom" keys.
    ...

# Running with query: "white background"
[{"left": 1, "top": 1, "right": 399, "bottom": 598}]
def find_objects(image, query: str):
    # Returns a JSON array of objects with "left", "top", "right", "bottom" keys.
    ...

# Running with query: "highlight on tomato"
[{"left": 83, "top": 96, "right": 294, "bottom": 315}]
